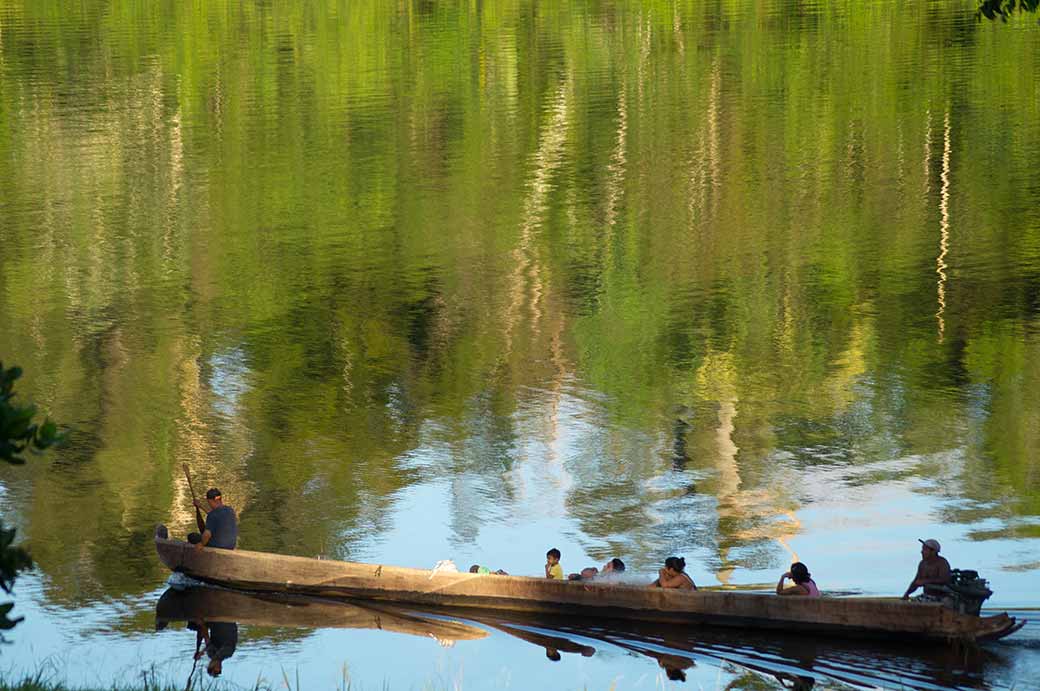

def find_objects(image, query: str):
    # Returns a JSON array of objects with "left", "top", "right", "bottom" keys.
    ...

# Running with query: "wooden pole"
[{"left": 182, "top": 464, "right": 206, "bottom": 534}]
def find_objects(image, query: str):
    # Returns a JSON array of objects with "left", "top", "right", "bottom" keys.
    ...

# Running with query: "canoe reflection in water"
[
  {"left": 156, "top": 587, "right": 492, "bottom": 688},
  {"left": 446, "top": 607, "right": 1011, "bottom": 690},
  {"left": 475, "top": 616, "right": 596, "bottom": 661},
  {"left": 155, "top": 586, "right": 1015, "bottom": 689},
  {"left": 473, "top": 616, "right": 695, "bottom": 681},
  {"left": 155, "top": 585, "right": 489, "bottom": 644}
]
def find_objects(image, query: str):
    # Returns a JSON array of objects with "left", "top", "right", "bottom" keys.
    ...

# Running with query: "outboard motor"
[{"left": 946, "top": 569, "right": 993, "bottom": 616}]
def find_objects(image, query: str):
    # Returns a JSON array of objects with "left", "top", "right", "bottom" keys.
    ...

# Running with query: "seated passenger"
[
  {"left": 545, "top": 548, "right": 564, "bottom": 580},
  {"left": 776, "top": 562, "right": 820, "bottom": 597},
  {"left": 649, "top": 556, "right": 696, "bottom": 590},
  {"left": 567, "top": 558, "right": 626, "bottom": 581}
]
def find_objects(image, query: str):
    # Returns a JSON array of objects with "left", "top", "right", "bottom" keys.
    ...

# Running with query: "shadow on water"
[{"left": 155, "top": 586, "right": 1025, "bottom": 690}]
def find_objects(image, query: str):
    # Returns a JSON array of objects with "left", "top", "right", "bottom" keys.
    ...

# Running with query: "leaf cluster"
[
  {"left": 0, "top": 522, "right": 31, "bottom": 632},
  {"left": 0, "top": 362, "right": 62, "bottom": 637},
  {"left": 0, "top": 363, "right": 62, "bottom": 465},
  {"left": 977, "top": 0, "right": 1040, "bottom": 20}
]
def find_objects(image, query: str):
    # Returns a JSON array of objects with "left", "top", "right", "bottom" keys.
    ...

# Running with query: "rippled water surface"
[{"left": 1, "top": 0, "right": 1039, "bottom": 688}]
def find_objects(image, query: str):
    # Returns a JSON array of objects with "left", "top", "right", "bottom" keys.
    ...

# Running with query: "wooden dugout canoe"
[
  {"left": 155, "top": 586, "right": 487, "bottom": 641},
  {"left": 155, "top": 525, "right": 1025, "bottom": 644}
]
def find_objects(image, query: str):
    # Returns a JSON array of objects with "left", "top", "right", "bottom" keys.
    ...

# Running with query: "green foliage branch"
[
  {"left": 976, "top": 0, "right": 1040, "bottom": 20},
  {"left": 0, "top": 362, "right": 63, "bottom": 637}
]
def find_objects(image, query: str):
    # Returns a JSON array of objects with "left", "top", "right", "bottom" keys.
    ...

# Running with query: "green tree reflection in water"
[{"left": 0, "top": 0, "right": 1037, "bottom": 611}]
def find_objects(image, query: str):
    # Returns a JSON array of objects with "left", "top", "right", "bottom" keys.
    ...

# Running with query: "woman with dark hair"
[
  {"left": 649, "top": 556, "right": 697, "bottom": 590},
  {"left": 776, "top": 562, "right": 820, "bottom": 597}
]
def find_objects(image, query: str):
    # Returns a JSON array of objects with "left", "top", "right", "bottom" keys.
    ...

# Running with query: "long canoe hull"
[{"left": 154, "top": 527, "right": 1024, "bottom": 644}]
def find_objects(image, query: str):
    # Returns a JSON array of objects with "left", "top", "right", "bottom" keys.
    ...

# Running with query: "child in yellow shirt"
[{"left": 545, "top": 548, "right": 564, "bottom": 579}]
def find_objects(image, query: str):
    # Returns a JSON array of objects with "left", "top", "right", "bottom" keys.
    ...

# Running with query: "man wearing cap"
[
  {"left": 187, "top": 488, "right": 238, "bottom": 552},
  {"left": 902, "top": 538, "right": 951, "bottom": 600}
]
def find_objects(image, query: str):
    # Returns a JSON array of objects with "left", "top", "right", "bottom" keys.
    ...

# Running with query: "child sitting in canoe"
[
  {"left": 545, "top": 548, "right": 564, "bottom": 580},
  {"left": 776, "top": 562, "right": 820, "bottom": 596},
  {"left": 649, "top": 556, "right": 697, "bottom": 590}
]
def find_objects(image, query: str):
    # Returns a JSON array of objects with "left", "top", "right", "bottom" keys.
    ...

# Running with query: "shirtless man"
[{"left": 902, "top": 538, "right": 951, "bottom": 600}]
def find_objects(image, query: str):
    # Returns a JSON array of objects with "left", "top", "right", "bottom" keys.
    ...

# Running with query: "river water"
[{"left": 0, "top": 0, "right": 1038, "bottom": 688}]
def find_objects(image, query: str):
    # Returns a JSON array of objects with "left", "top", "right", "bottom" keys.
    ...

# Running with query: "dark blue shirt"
[{"left": 205, "top": 505, "right": 238, "bottom": 549}]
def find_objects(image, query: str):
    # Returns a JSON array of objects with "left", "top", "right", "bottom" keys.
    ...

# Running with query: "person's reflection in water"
[
  {"left": 663, "top": 663, "right": 687, "bottom": 682},
  {"left": 772, "top": 671, "right": 815, "bottom": 690},
  {"left": 188, "top": 618, "right": 238, "bottom": 677},
  {"left": 544, "top": 643, "right": 594, "bottom": 662},
  {"left": 489, "top": 621, "right": 596, "bottom": 663},
  {"left": 772, "top": 629, "right": 818, "bottom": 690},
  {"left": 650, "top": 652, "right": 695, "bottom": 682}
]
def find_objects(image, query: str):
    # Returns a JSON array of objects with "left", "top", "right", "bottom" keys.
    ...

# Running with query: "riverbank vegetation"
[
  {"left": 0, "top": 363, "right": 61, "bottom": 635},
  {"left": 977, "top": 0, "right": 1040, "bottom": 20},
  {"left": 0, "top": 668, "right": 375, "bottom": 691}
]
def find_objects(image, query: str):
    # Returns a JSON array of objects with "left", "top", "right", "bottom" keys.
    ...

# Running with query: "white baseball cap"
[{"left": 918, "top": 538, "right": 941, "bottom": 552}]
